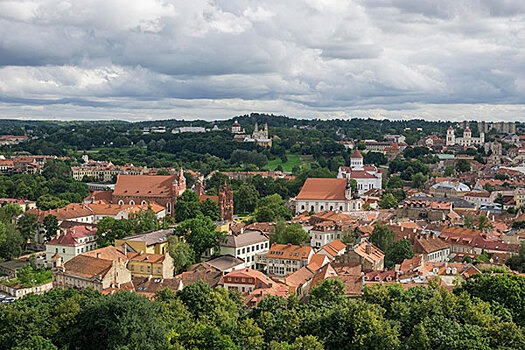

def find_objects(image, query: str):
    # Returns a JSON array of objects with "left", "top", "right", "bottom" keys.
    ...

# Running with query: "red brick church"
[{"left": 86, "top": 169, "right": 234, "bottom": 221}]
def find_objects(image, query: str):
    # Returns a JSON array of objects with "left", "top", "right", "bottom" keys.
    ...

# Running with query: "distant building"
[
  {"left": 220, "top": 230, "right": 270, "bottom": 269},
  {"left": 261, "top": 243, "right": 314, "bottom": 277},
  {"left": 446, "top": 126, "right": 485, "bottom": 147},
  {"left": 337, "top": 242, "right": 384, "bottom": 271},
  {"left": 231, "top": 120, "right": 245, "bottom": 134},
  {"left": 45, "top": 226, "right": 98, "bottom": 265},
  {"left": 337, "top": 150, "right": 382, "bottom": 195},
  {"left": 292, "top": 178, "right": 363, "bottom": 213}
]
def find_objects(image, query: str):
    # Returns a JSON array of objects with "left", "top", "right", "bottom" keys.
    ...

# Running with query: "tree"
[
  {"left": 464, "top": 215, "right": 474, "bottom": 229},
  {"left": 460, "top": 274, "right": 525, "bottom": 326},
  {"left": 42, "top": 160, "right": 71, "bottom": 180},
  {"left": 387, "top": 176, "right": 403, "bottom": 189},
  {"left": 0, "top": 203, "right": 23, "bottom": 224},
  {"left": 174, "top": 217, "right": 223, "bottom": 261},
  {"left": 0, "top": 222, "right": 23, "bottom": 260},
  {"left": 70, "top": 292, "right": 170, "bottom": 350},
  {"left": 387, "top": 239, "right": 414, "bottom": 268},
  {"left": 349, "top": 178, "right": 358, "bottom": 193},
  {"left": 369, "top": 224, "right": 395, "bottom": 252},
  {"left": 234, "top": 184, "right": 259, "bottom": 214},
  {"left": 272, "top": 220, "right": 309, "bottom": 245},
  {"left": 17, "top": 213, "right": 39, "bottom": 244},
  {"left": 200, "top": 199, "right": 221, "bottom": 221},
  {"left": 378, "top": 193, "right": 398, "bottom": 209},
  {"left": 411, "top": 172, "right": 426, "bottom": 189},
  {"left": 477, "top": 215, "right": 492, "bottom": 231},
  {"left": 456, "top": 159, "right": 471, "bottom": 173},
  {"left": 309, "top": 278, "right": 346, "bottom": 304},
  {"left": 43, "top": 215, "right": 59, "bottom": 242},
  {"left": 406, "top": 323, "right": 431, "bottom": 350},
  {"left": 12, "top": 335, "right": 58, "bottom": 350},
  {"left": 444, "top": 166, "right": 455, "bottom": 177},
  {"left": 169, "top": 238, "right": 195, "bottom": 273},
  {"left": 254, "top": 194, "right": 292, "bottom": 222},
  {"left": 174, "top": 191, "right": 203, "bottom": 222},
  {"left": 36, "top": 195, "right": 69, "bottom": 211}
]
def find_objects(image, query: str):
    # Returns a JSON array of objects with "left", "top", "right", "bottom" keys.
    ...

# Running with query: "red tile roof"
[
  {"left": 296, "top": 178, "right": 347, "bottom": 200},
  {"left": 114, "top": 174, "right": 176, "bottom": 197}
]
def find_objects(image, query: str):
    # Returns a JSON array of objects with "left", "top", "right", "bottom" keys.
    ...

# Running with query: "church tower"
[
  {"left": 218, "top": 185, "right": 234, "bottom": 221},
  {"left": 446, "top": 126, "right": 455, "bottom": 146},
  {"left": 350, "top": 150, "right": 364, "bottom": 169}
]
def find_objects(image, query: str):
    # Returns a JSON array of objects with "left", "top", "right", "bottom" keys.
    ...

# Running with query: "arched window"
[
  {"left": 141, "top": 200, "right": 147, "bottom": 205},
  {"left": 129, "top": 200, "right": 135, "bottom": 205},
  {"left": 166, "top": 202, "right": 171, "bottom": 214},
  {"left": 118, "top": 200, "right": 124, "bottom": 205}
]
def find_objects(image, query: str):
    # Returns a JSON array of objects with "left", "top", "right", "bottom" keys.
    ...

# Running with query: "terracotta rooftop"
[
  {"left": 114, "top": 174, "right": 177, "bottom": 197},
  {"left": 296, "top": 178, "right": 348, "bottom": 201},
  {"left": 83, "top": 246, "right": 128, "bottom": 262},
  {"left": 30, "top": 203, "right": 94, "bottom": 222},
  {"left": 47, "top": 226, "right": 97, "bottom": 246},
  {"left": 413, "top": 235, "right": 450, "bottom": 254},
  {"left": 266, "top": 243, "right": 313, "bottom": 261},
  {"left": 221, "top": 230, "right": 269, "bottom": 248},
  {"left": 353, "top": 242, "right": 384, "bottom": 263},
  {"left": 63, "top": 255, "right": 113, "bottom": 279}
]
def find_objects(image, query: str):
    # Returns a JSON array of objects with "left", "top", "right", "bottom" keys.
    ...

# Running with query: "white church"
[
  {"left": 337, "top": 150, "right": 382, "bottom": 195},
  {"left": 446, "top": 126, "right": 485, "bottom": 147}
]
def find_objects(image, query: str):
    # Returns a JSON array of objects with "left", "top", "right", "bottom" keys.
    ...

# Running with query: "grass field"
[{"left": 265, "top": 153, "right": 313, "bottom": 172}]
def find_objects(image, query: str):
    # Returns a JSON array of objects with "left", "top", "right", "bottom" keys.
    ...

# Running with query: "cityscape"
[{"left": 2, "top": 1, "right": 525, "bottom": 349}]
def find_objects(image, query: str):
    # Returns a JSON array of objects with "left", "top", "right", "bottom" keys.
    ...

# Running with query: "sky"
[{"left": 1, "top": 0, "right": 525, "bottom": 122}]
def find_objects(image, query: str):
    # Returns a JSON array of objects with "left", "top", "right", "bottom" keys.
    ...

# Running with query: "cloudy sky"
[{"left": 1, "top": 0, "right": 525, "bottom": 121}]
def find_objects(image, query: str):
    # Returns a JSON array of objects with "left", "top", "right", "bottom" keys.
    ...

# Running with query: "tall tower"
[
  {"left": 463, "top": 127, "right": 472, "bottom": 139},
  {"left": 350, "top": 150, "right": 364, "bottom": 169},
  {"left": 218, "top": 185, "right": 234, "bottom": 221},
  {"left": 446, "top": 126, "right": 455, "bottom": 146}
]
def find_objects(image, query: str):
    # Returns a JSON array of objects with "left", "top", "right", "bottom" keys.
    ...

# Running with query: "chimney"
[
  {"left": 96, "top": 252, "right": 101, "bottom": 259},
  {"left": 365, "top": 244, "right": 372, "bottom": 254}
]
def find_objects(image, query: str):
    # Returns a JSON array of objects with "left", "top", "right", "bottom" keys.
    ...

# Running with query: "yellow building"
[
  {"left": 127, "top": 252, "right": 174, "bottom": 279},
  {"left": 115, "top": 229, "right": 171, "bottom": 255}
]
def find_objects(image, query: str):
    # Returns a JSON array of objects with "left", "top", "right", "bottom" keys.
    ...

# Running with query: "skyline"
[{"left": 1, "top": 1, "right": 525, "bottom": 121}]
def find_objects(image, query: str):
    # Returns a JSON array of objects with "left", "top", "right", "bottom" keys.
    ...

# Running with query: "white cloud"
[{"left": 0, "top": 0, "right": 524, "bottom": 120}]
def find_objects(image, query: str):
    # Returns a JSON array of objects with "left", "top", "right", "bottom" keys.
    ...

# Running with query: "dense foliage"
[{"left": 1, "top": 275, "right": 524, "bottom": 349}]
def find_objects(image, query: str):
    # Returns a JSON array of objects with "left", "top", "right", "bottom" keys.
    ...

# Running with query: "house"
[
  {"left": 261, "top": 243, "right": 314, "bottom": 277},
  {"left": 133, "top": 276, "right": 183, "bottom": 299},
  {"left": 203, "top": 255, "right": 245, "bottom": 273},
  {"left": 220, "top": 230, "right": 270, "bottom": 270},
  {"left": 292, "top": 178, "right": 362, "bottom": 214},
  {"left": 244, "top": 282, "right": 289, "bottom": 307},
  {"left": 285, "top": 267, "right": 315, "bottom": 300},
  {"left": 220, "top": 268, "right": 275, "bottom": 294},
  {"left": 127, "top": 252, "right": 174, "bottom": 279},
  {"left": 412, "top": 235, "right": 450, "bottom": 262},
  {"left": 0, "top": 260, "right": 29, "bottom": 278},
  {"left": 317, "top": 240, "right": 347, "bottom": 260},
  {"left": 337, "top": 242, "right": 384, "bottom": 271},
  {"left": 439, "top": 227, "right": 520, "bottom": 256},
  {"left": 337, "top": 150, "right": 382, "bottom": 195},
  {"left": 0, "top": 198, "right": 36, "bottom": 211},
  {"left": 309, "top": 221, "right": 347, "bottom": 248},
  {"left": 176, "top": 262, "right": 223, "bottom": 288},
  {"left": 115, "top": 229, "right": 172, "bottom": 255},
  {"left": 87, "top": 201, "right": 166, "bottom": 223},
  {"left": 398, "top": 257, "right": 481, "bottom": 287},
  {"left": 45, "top": 226, "right": 98, "bottom": 265},
  {"left": 430, "top": 181, "right": 471, "bottom": 198},
  {"left": 51, "top": 248, "right": 131, "bottom": 293}
]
